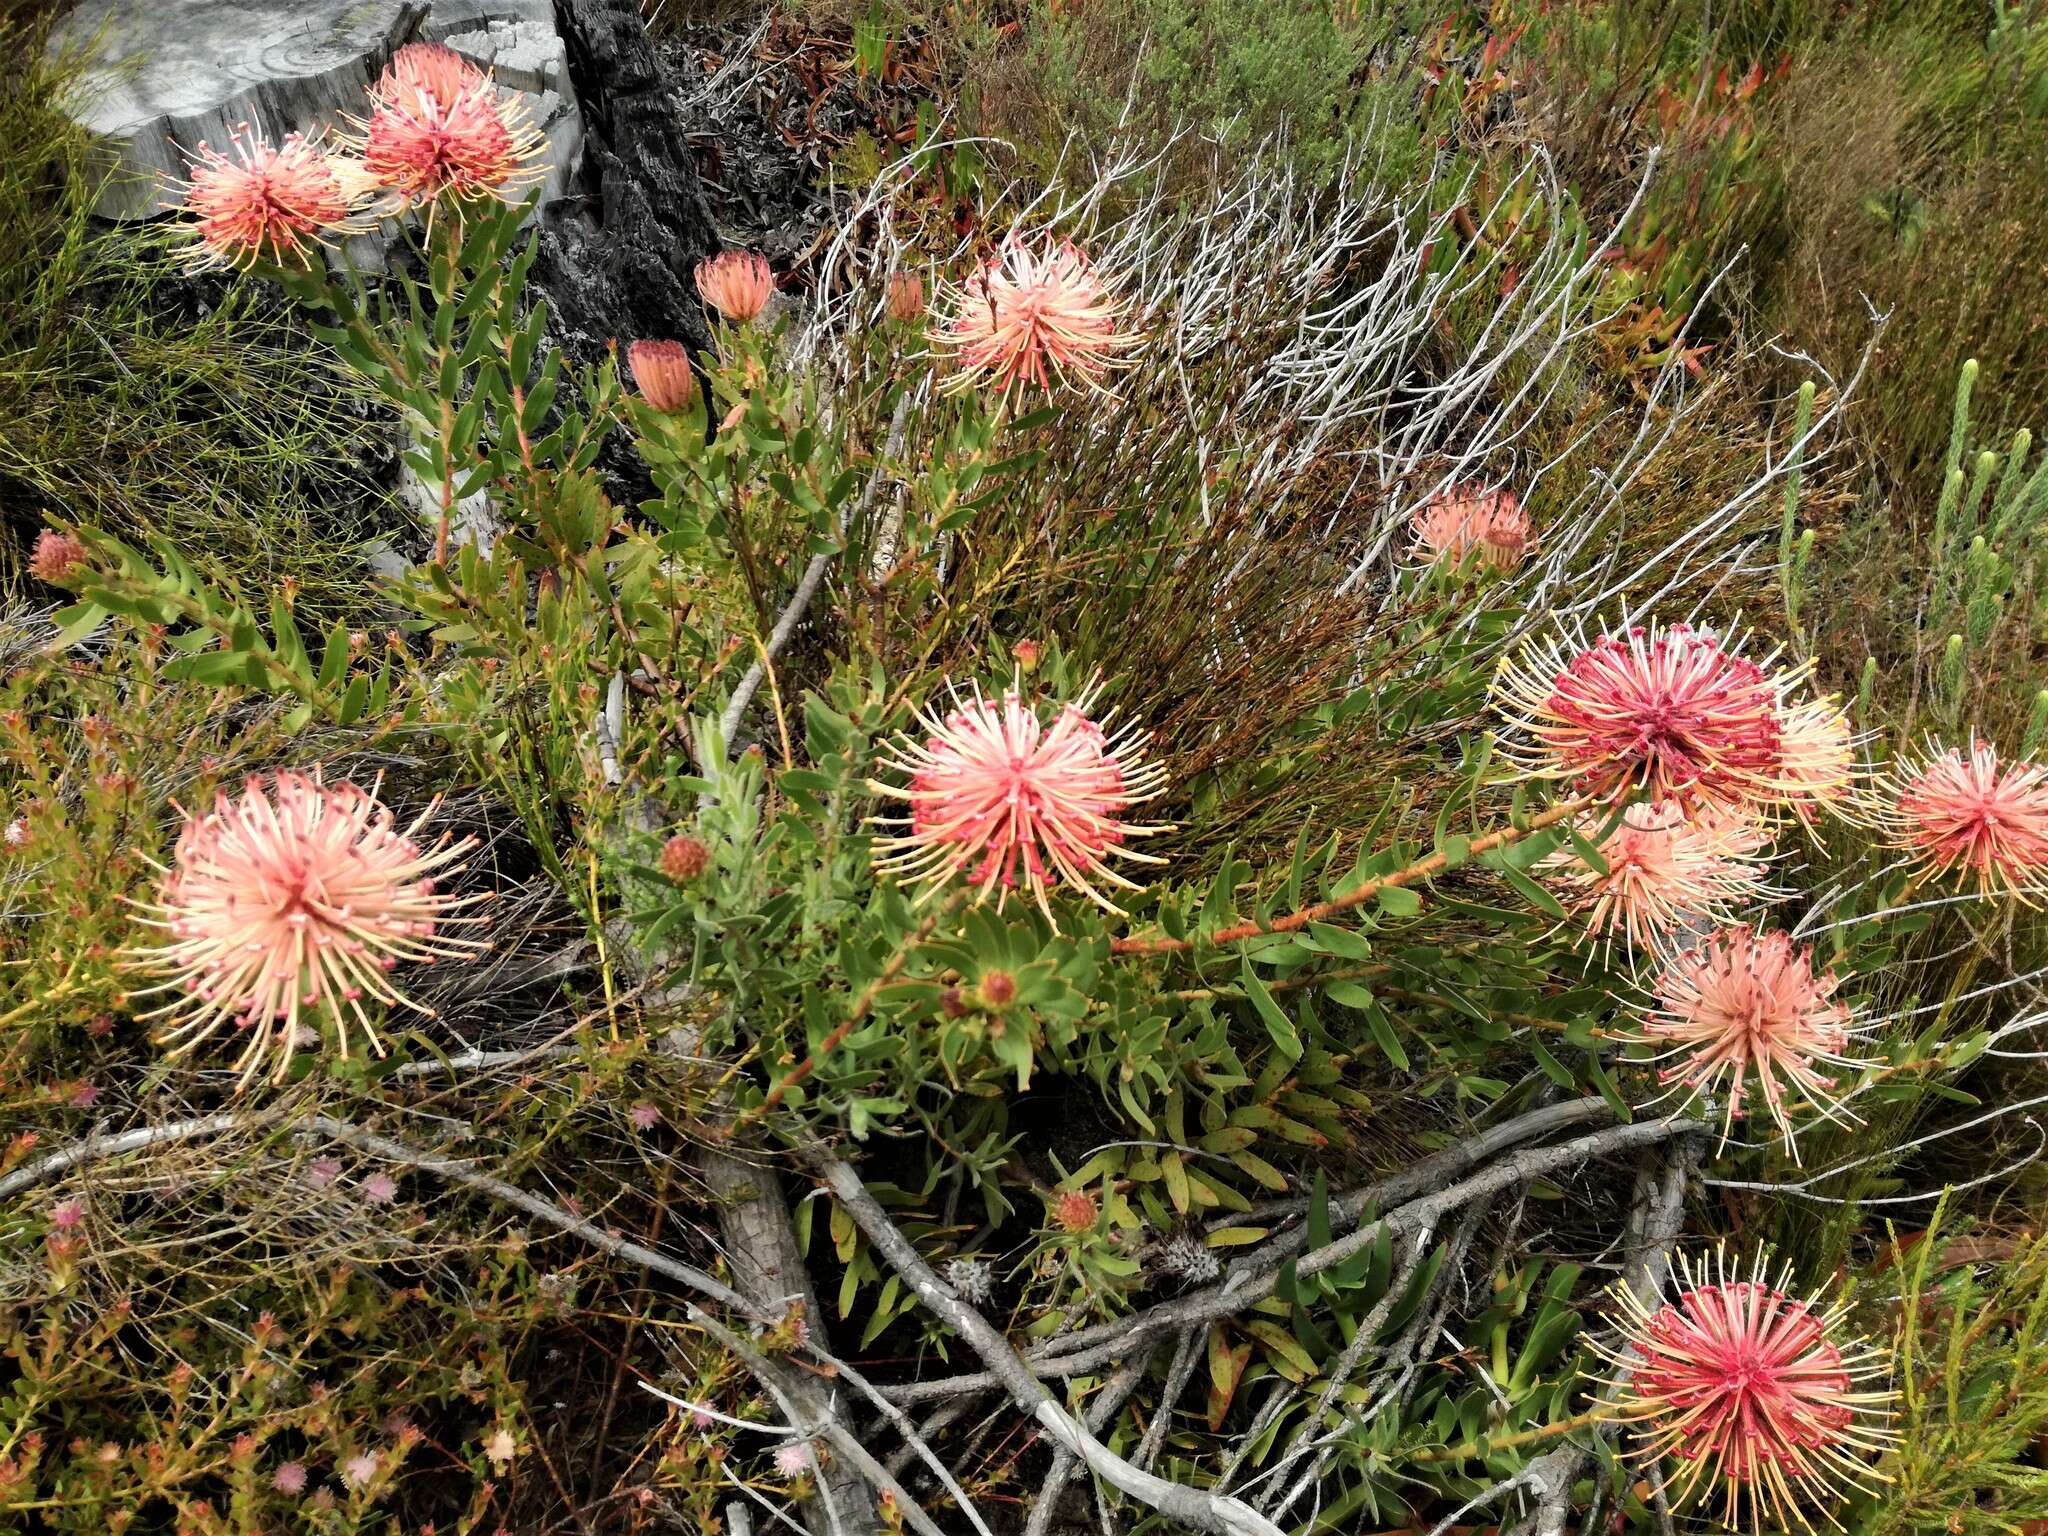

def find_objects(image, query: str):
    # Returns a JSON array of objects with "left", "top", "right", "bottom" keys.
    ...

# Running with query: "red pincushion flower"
[
  {"left": 1595, "top": 1248, "right": 1897, "bottom": 1533},
  {"left": 1883, "top": 739, "right": 2048, "bottom": 901},
  {"left": 1640, "top": 926, "right": 1866, "bottom": 1156},
  {"left": 868, "top": 677, "right": 1167, "bottom": 923},
  {"left": 933, "top": 235, "right": 1140, "bottom": 400},
  {"left": 181, "top": 126, "right": 366, "bottom": 270},
  {"left": 695, "top": 251, "right": 776, "bottom": 324},
  {"left": 1411, "top": 484, "right": 1531, "bottom": 572},
  {"left": 1494, "top": 623, "right": 1795, "bottom": 809},
  {"left": 126, "top": 771, "right": 489, "bottom": 1087},
  {"left": 361, "top": 45, "right": 542, "bottom": 206},
  {"left": 1541, "top": 800, "right": 1773, "bottom": 952}
]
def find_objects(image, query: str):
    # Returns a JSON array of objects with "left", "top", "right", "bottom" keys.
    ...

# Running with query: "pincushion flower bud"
[
  {"left": 886, "top": 269, "right": 925, "bottom": 322},
  {"left": 1592, "top": 1247, "right": 1897, "bottom": 1533},
  {"left": 658, "top": 833, "right": 710, "bottom": 883},
  {"left": 628, "top": 339, "right": 698, "bottom": 413},
  {"left": 1053, "top": 1190, "right": 1098, "bottom": 1233},
  {"left": 361, "top": 42, "right": 543, "bottom": 206},
  {"left": 869, "top": 675, "right": 1168, "bottom": 926},
  {"left": 695, "top": 251, "right": 775, "bottom": 324},
  {"left": 1411, "top": 484, "right": 1530, "bottom": 572},
  {"left": 1881, "top": 739, "right": 2048, "bottom": 901},
  {"left": 125, "top": 770, "right": 490, "bottom": 1087},
  {"left": 29, "top": 530, "right": 87, "bottom": 584},
  {"left": 934, "top": 235, "right": 1140, "bottom": 400},
  {"left": 181, "top": 126, "right": 367, "bottom": 270},
  {"left": 1012, "top": 639, "right": 1042, "bottom": 672}
]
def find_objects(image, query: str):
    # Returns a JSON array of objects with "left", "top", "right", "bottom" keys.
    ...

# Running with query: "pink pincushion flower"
[
  {"left": 361, "top": 45, "right": 542, "bottom": 206},
  {"left": 29, "top": 530, "right": 87, "bottom": 585},
  {"left": 126, "top": 771, "right": 489, "bottom": 1087},
  {"left": 1882, "top": 740, "right": 2048, "bottom": 901},
  {"left": 1594, "top": 1248, "right": 1897, "bottom": 1533},
  {"left": 1494, "top": 623, "right": 1796, "bottom": 810},
  {"left": 933, "top": 235, "right": 1140, "bottom": 400},
  {"left": 360, "top": 1173, "right": 398, "bottom": 1205},
  {"left": 1411, "top": 484, "right": 1531, "bottom": 572},
  {"left": 629, "top": 1101, "right": 661, "bottom": 1129},
  {"left": 181, "top": 126, "right": 366, "bottom": 270},
  {"left": 695, "top": 251, "right": 775, "bottom": 324},
  {"left": 272, "top": 1462, "right": 308, "bottom": 1495},
  {"left": 774, "top": 1441, "right": 814, "bottom": 1480},
  {"left": 1640, "top": 926, "right": 1866, "bottom": 1157},
  {"left": 1540, "top": 800, "right": 1774, "bottom": 952},
  {"left": 342, "top": 1452, "right": 379, "bottom": 1489},
  {"left": 868, "top": 677, "right": 1167, "bottom": 923}
]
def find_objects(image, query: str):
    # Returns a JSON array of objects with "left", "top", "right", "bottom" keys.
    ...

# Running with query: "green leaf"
[
  {"left": 1376, "top": 884, "right": 1422, "bottom": 918},
  {"left": 1241, "top": 958, "right": 1302, "bottom": 1060}
]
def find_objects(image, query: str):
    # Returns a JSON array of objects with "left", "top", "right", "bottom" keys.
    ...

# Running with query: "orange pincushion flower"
[
  {"left": 1411, "top": 484, "right": 1531, "bottom": 572},
  {"left": 628, "top": 339, "right": 698, "bottom": 413},
  {"left": 1540, "top": 800, "right": 1774, "bottom": 952},
  {"left": 1639, "top": 926, "right": 1865, "bottom": 1156},
  {"left": 1593, "top": 1247, "right": 1897, "bottom": 1534},
  {"left": 126, "top": 771, "right": 489, "bottom": 1087},
  {"left": 1493, "top": 623, "right": 1798, "bottom": 810},
  {"left": 1052, "top": 1190, "right": 1098, "bottom": 1233},
  {"left": 181, "top": 126, "right": 366, "bottom": 270},
  {"left": 933, "top": 235, "right": 1140, "bottom": 400},
  {"left": 1882, "top": 739, "right": 2048, "bottom": 901},
  {"left": 695, "top": 251, "right": 776, "bottom": 324},
  {"left": 868, "top": 676, "right": 1167, "bottom": 923},
  {"left": 361, "top": 45, "right": 542, "bottom": 206}
]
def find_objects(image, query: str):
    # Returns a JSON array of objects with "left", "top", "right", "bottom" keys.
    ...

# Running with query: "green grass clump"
[{"left": 0, "top": 6, "right": 386, "bottom": 628}]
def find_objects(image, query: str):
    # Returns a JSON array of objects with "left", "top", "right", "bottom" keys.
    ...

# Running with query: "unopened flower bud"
[
  {"left": 978, "top": 970, "right": 1016, "bottom": 1008},
  {"left": 1012, "top": 639, "right": 1041, "bottom": 672},
  {"left": 628, "top": 339, "right": 698, "bottom": 413},
  {"left": 939, "top": 986, "right": 970, "bottom": 1018},
  {"left": 886, "top": 270, "right": 924, "bottom": 323},
  {"left": 659, "top": 834, "right": 710, "bottom": 883}
]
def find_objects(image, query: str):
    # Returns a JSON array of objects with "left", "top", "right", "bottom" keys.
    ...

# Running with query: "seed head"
[
  {"left": 695, "top": 251, "right": 775, "bottom": 324},
  {"left": 1592, "top": 1247, "right": 1897, "bottom": 1534},
  {"left": 125, "top": 770, "right": 489, "bottom": 1087},
  {"left": 932, "top": 235, "right": 1141, "bottom": 400},
  {"left": 868, "top": 676, "right": 1168, "bottom": 925},
  {"left": 628, "top": 339, "right": 698, "bottom": 414},
  {"left": 1881, "top": 739, "right": 2048, "bottom": 901}
]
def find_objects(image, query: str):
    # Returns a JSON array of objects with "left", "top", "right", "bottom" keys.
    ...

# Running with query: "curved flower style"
[
  {"left": 1493, "top": 623, "right": 1798, "bottom": 810},
  {"left": 932, "top": 235, "right": 1141, "bottom": 399},
  {"left": 1411, "top": 484, "right": 1530, "bottom": 572},
  {"left": 1882, "top": 739, "right": 2048, "bottom": 901},
  {"left": 181, "top": 126, "right": 367, "bottom": 270},
  {"left": 361, "top": 43, "right": 542, "bottom": 206},
  {"left": 126, "top": 771, "right": 488, "bottom": 1086},
  {"left": 1540, "top": 800, "right": 1773, "bottom": 952},
  {"left": 1593, "top": 1247, "right": 1897, "bottom": 1534},
  {"left": 1640, "top": 925, "right": 1865, "bottom": 1155},
  {"left": 695, "top": 251, "right": 775, "bottom": 324},
  {"left": 1774, "top": 695, "right": 1860, "bottom": 829},
  {"left": 868, "top": 677, "right": 1168, "bottom": 923}
]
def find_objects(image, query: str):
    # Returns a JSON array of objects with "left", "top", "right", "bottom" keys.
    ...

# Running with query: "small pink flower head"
[
  {"left": 305, "top": 1156, "right": 343, "bottom": 1189},
  {"left": 1540, "top": 799, "right": 1774, "bottom": 952},
  {"left": 180, "top": 126, "right": 366, "bottom": 270},
  {"left": 4, "top": 816, "right": 30, "bottom": 851},
  {"left": 29, "top": 530, "right": 88, "bottom": 585},
  {"left": 360, "top": 1172, "right": 398, "bottom": 1205},
  {"left": 933, "top": 235, "right": 1141, "bottom": 400},
  {"left": 125, "top": 770, "right": 490, "bottom": 1087},
  {"left": 49, "top": 1198, "right": 84, "bottom": 1230},
  {"left": 1593, "top": 1247, "right": 1897, "bottom": 1533},
  {"left": 628, "top": 339, "right": 698, "bottom": 413},
  {"left": 695, "top": 251, "right": 775, "bottom": 324},
  {"left": 868, "top": 676, "right": 1168, "bottom": 924},
  {"left": 272, "top": 1462, "right": 308, "bottom": 1496},
  {"left": 1493, "top": 622, "right": 1796, "bottom": 810},
  {"left": 629, "top": 1100, "right": 661, "bottom": 1130},
  {"left": 361, "top": 46, "right": 543, "bottom": 206},
  {"left": 1639, "top": 926, "right": 1866, "bottom": 1157},
  {"left": 1881, "top": 739, "right": 2048, "bottom": 902},
  {"left": 1411, "top": 484, "right": 1530, "bottom": 572},
  {"left": 774, "top": 1441, "right": 814, "bottom": 1480},
  {"left": 886, "top": 268, "right": 925, "bottom": 323},
  {"left": 342, "top": 1451, "right": 379, "bottom": 1489}
]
